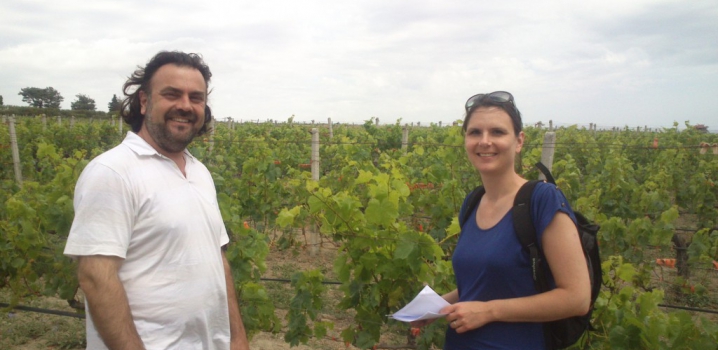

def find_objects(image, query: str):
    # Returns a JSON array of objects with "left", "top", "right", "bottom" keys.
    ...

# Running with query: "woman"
[{"left": 414, "top": 92, "right": 590, "bottom": 349}]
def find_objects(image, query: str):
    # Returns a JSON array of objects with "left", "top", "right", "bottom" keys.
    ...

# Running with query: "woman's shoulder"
[
  {"left": 533, "top": 180, "right": 558, "bottom": 189},
  {"left": 530, "top": 180, "right": 562, "bottom": 199},
  {"left": 528, "top": 180, "right": 577, "bottom": 224}
]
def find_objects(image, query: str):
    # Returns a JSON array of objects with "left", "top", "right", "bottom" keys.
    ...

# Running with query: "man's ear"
[
  {"left": 204, "top": 105, "right": 211, "bottom": 122},
  {"left": 139, "top": 90, "right": 148, "bottom": 115}
]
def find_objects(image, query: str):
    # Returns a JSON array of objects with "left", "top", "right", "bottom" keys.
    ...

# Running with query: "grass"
[
  {"left": 0, "top": 291, "right": 85, "bottom": 350},
  {"left": 263, "top": 261, "right": 303, "bottom": 310}
]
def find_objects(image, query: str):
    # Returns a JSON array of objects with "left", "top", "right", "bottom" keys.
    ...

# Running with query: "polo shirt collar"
[{"left": 122, "top": 132, "right": 195, "bottom": 160}]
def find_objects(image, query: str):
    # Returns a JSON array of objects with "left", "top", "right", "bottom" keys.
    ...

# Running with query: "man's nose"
[{"left": 176, "top": 94, "right": 192, "bottom": 111}]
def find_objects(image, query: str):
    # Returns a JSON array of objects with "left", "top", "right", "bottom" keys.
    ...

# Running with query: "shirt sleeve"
[
  {"left": 201, "top": 163, "right": 230, "bottom": 247},
  {"left": 63, "top": 161, "right": 134, "bottom": 259},
  {"left": 531, "top": 182, "right": 578, "bottom": 246}
]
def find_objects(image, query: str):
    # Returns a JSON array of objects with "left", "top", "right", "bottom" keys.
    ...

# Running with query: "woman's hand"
[
  {"left": 410, "top": 288, "right": 460, "bottom": 329},
  {"left": 441, "top": 301, "right": 496, "bottom": 333}
]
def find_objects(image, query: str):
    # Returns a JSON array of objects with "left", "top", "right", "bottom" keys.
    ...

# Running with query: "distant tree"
[
  {"left": 71, "top": 94, "right": 97, "bottom": 111},
  {"left": 18, "top": 87, "right": 64, "bottom": 108},
  {"left": 694, "top": 124, "right": 709, "bottom": 133},
  {"left": 108, "top": 94, "right": 121, "bottom": 112},
  {"left": 0, "top": 95, "right": 3, "bottom": 106}
]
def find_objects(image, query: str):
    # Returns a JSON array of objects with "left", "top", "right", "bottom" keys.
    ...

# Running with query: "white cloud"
[{"left": 0, "top": 0, "right": 716, "bottom": 129}]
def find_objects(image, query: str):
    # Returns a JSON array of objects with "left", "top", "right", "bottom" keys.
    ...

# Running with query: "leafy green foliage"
[
  {"left": 0, "top": 142, "right": 86, "bottom": 306},
  {"left": 1, "top": 117, "right": 717, "bottom": 349},
  {"left": 589, "top": 256, "right": 718, "bottom": 349},
  {"left": 284, "top": 269, "right": 331, "bottom": 346}
]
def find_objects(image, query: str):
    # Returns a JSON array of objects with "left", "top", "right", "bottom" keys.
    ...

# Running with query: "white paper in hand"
[{"left": 389, "top": 285, "right": 450, "bottom": 322}]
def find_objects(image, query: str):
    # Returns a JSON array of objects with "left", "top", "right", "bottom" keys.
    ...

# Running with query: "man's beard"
[{"left": 144, "top": 109, "right": 201, "bottom": 153}]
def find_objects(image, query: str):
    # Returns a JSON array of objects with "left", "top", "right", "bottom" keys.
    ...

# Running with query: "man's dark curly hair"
[{"left": 120, "top": 51, "right": 213, "bottom": 135}]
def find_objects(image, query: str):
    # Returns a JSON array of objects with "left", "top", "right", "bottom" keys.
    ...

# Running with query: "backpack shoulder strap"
[
  {"left": 535, "top": 162, "right": 556, "bottom": 185},
  {"left": 513, "top": 180, "right": 550, "bottom": 292},
  {"left": 460, "top": 186, "right": 485, "bottom": 229},
  {"left": 513, "top": 180, "right": 541, "bottom": 248}
]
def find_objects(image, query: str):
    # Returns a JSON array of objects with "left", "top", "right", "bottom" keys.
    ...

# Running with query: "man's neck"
[{"left": 136, "top": 129, "right": 187, "bottom": 176}]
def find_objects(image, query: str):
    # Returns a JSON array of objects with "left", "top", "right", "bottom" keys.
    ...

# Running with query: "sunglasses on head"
[{"left": 464, "top": 91, "right": 515, "bottom": 114}]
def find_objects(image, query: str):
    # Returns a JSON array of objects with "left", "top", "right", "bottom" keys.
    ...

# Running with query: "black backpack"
[{"left": 459, "top": 162, "right": 602, "bottom": 350}]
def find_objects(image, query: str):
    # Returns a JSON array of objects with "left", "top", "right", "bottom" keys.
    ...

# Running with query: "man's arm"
[
  {"left": 222, "top": 251, "right": 249, "bottom": 350},
  {"left": 77, "top": 255, "right": 145, "bottom": 350}
]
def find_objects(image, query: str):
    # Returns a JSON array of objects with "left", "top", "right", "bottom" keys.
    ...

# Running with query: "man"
[{"left": 64, "top": 51, "right": 249, "bottom": 350}]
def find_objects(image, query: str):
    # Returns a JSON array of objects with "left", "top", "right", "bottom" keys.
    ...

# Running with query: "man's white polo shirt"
[{"left": 64, "top": 132, "right": 231, "bottom": 350}]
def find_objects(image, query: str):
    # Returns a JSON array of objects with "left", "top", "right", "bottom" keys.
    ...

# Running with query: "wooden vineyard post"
[
  {"left": 328, "top": 118, "right": 334, "bottom": 139},
  {"left": 9, "top": 115, "right": 23, "bottom": 187},
  {"left": 310, "top": 128, "right": 320, "bottom": 256},
  {"left": 42, "top": 114, "right": 47, "bottom": 131},
  {"left": 70, "top": 115, "right": 75, "bottom": 128},
  {"left": 539, "top": 132, "right": 556, "bottom": 181},
  {"left": 311, "top": 128, "right": 320, "bottom": 181},
  {"left": 57, "top": 115, "right": 61, "bottom": 126},
  {"left": 402, "top": 125, "right": 409, "bottom": 154},
  {"left": 119, "top": 115, "right": 123, "bottom": 135},
  {"left": 673, "top": 234, "right": 690, "bottom": 278}
]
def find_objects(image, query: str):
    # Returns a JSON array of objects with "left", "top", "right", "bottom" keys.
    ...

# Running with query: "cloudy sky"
[{"left": 1, "top": 0, "right": 716, "bottom": 129}]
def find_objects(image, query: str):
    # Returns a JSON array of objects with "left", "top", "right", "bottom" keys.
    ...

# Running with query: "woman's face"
[{"left": 464, "top": 106, "right": 524, "bottom": 175}]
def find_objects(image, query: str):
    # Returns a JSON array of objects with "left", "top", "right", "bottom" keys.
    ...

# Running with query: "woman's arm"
[
  {"left": 442, "top": 211, "right": 591, "bottom": 333},
  {"left": 441, "top": 289, "right": 460, "bottom": 304}
]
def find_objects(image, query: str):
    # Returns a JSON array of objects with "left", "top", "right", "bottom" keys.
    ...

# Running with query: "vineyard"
[{"left": 1, "top": 114, "right": 718, "bottom": 349}]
